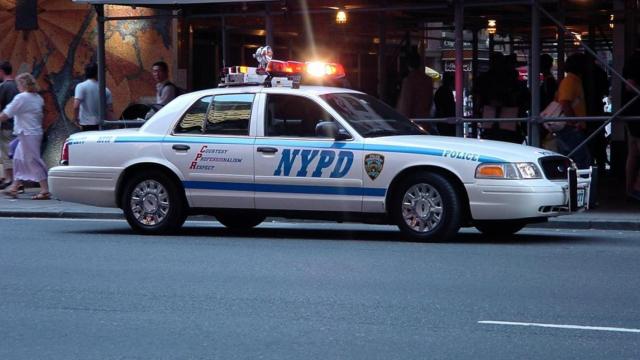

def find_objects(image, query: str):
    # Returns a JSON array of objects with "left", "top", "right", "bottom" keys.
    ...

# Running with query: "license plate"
[{"left": 576, "top": 189, "right": 586, "bottom": 208}]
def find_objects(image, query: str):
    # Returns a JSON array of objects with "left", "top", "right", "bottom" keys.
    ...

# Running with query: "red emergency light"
[{"left": 266, "top": 60, "right": 346, "bottom": 79}]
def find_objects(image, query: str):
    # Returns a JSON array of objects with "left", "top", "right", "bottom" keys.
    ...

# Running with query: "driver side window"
[{"left": 265, "top": 94, "right": 343, "bottom": 138}]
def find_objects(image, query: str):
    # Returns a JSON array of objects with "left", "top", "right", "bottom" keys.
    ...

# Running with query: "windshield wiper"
[{"left": 360, "top": 129, "right": 400, "bottom": 137}]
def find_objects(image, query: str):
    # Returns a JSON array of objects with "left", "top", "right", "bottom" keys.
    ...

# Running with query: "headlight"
[{"left": 475, "top": 162, "right": 542, "bottom": 179}]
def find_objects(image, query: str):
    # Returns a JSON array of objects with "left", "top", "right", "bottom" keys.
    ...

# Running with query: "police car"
[{"left": 48, "top": 52, "right": 591, "bottom": 242}]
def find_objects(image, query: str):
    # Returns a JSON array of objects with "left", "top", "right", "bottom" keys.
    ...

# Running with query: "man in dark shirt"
[
  {"left": 433, "top": 72, "right": 456, "bottom": 136},
  {"left": 0, "top": 61, "right": 19, "bottom": 189}
]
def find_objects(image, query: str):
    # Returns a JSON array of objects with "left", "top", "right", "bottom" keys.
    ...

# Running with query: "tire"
[
  {"left": 121, "top": 170, "right": 187, "bottom": 234},
  {"left": 216, "top": 213, "right": 266, "bottom": 230},
  {"left": 474, "top": 220, "right": 527, "bottom": 237},
  {"left": 390, "top": 171, "right": 462, "bottom": 242}
]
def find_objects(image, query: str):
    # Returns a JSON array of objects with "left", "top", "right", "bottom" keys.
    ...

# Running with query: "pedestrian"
[
  {"left": 0, "top": 73, "right": 50, "bottom": 200},
  {"left": 623, "top": 50, "right": 640, "bottom": 201},
  {"left": 552, "top": 53, "right": 591, "bottom": 169},
  {"left": 540, "top": 54, "right": 558, "bottom": 151},
  {"left": 72, "top": 62, "right": 113, "bottom": 131},
  {"left": 0, "top": 61, "right": 19, "bottom": 190},
  {"left": 476, "top": 53, "right": 528, "bottom": 144},
  {"left": 396, "top": 51, "right": 435, "bottom": 133},
  {"left": 540, "top": 54, "right": 558, "bottom": 109},
  {"left": 433, "top": 72, "right": 456, "bottom": 136},
  {"left": 152, "top": 61, "right": 177, "bottom": 106}
]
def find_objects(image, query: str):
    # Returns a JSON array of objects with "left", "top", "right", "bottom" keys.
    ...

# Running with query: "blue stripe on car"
[
  {"left": 183, "top": 181, "right": 386, "bottom": 197},
  {"left": 363, "top": 144, "right": 504, "bottom": 163},
  {"left": 112, "top": 136, "right": 505, "bottom": 162}
]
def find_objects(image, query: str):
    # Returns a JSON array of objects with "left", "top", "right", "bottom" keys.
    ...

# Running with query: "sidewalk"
[{"left": 1, "top": 185, "right": 638, "bottom": 230}]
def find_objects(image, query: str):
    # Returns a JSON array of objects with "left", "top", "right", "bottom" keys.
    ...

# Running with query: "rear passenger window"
[
  {"left": 265, "top": 94, "right": 338, "bottom": 138},
  {"left": 204, "top": 94, "right": 254, "bottom": 136},
  {"left": 175, "top": 96, "right": 212, "bottom": 134}
]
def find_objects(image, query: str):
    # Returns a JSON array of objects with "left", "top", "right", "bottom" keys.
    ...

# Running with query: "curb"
[
  {"left": 533, "top": 220, "right": 640, "bottom": 231},
  {"left": 0, "top": 211, "right": 123, "bottom": 220},
  {"left": 0, "top": 211, "right": 638, "bottom": 231}
]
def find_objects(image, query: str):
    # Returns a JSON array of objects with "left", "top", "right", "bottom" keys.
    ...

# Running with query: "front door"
[
  {"left": 162, "top": 93, "right": 257, "bottom": 208},
  {"left": 254, "top": 93, "right": 363, "bottom": 212}
]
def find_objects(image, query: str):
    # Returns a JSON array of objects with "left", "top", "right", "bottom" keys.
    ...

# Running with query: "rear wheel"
[
  {"left": 121, "top": 170, "right": 186, "bottom": 234},
  {"left": 390, "top": 172, "right": 462, "bottom": 242},
  {"left": 216, "top": 213, "right": 266, "bottom": 230},
  {"left": 474, "top": 220, "right": 527, "bottom": 237}
]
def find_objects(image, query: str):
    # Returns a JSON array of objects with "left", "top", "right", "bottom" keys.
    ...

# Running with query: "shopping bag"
[{"left": 541, "top": 101, "right": 565, "bottom": 133}]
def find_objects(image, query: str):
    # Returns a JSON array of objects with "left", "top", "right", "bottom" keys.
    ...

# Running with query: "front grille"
[{"left": 539, "top": 156, "right": 572, "bottom": 180}]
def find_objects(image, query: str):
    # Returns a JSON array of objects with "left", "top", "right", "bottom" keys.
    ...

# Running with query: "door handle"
[
  {"left": 172, "top": 144, "right": 190, "bottom": 151},
  {"left": 257, "top": 147, "right": 278, "bottom": 154}
]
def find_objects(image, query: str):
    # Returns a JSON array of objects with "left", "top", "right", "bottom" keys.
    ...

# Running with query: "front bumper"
[
  {"left": 48, "top": 166, "right": 123, "bottom": 208},
  {"left": 466, "top": 167, "right": 592, "bottom": 220}
]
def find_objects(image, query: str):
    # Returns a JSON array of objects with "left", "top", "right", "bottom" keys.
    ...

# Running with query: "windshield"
[{"left": 320, "top": 93, "right": 427, "bottom": 137}]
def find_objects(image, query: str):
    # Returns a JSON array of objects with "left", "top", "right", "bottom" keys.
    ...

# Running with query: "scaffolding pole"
[
  {"left": 454, "top": 0, "right": 464, "bottom": 137},
  {"left": 530, "top": 0, "right": 541, "bottom": 147},
  {"left": 95, "top": 4, "right": 107, "bottom": 128},
  {"left": 377, "top": 12, "right": 387, "bottom": 102},
  {"left": 221, "top": 16, "right": 227, "bottom": 68},
  {"left": 265, "top": 3, "right": 273, "bottom": 47}
]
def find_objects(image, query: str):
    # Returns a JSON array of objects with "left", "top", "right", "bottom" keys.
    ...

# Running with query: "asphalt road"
[{"left": 1, "top": 218, "right": 639, "bottom": 360}]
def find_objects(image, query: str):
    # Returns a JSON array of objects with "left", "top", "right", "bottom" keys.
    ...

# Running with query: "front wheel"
[
  {"left": 216, "top": 213, "right": 266, "bottom": 230},
  {"left": 474, "top": 220, "right": 527, "bottom": 237},
  {"left": 390, "top": 172, "right": 462, "bottom": 242},
  {"left": 121, "top": 170, "right": 186, "bottom": 234}
]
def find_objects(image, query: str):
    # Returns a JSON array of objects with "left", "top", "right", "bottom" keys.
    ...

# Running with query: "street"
[{"left": 1, "top": 218, "right": 639, "bottom": 359}]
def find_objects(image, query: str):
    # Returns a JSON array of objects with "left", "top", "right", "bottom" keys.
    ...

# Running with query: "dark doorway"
[{"left": 192, "top": 28, "right": 220, "bottom": 91}]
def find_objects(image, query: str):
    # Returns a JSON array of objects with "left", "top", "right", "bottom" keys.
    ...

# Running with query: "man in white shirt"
[
  {"left": 152, "top": 61, "right": 177, "bottom": 106},
  {"left": 73, "top": 63, "right": 113, "bottom": 131}
]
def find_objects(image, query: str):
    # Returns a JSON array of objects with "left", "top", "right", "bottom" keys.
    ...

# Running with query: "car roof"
[{"left": 185, "top": 85, "right": 363, "bottom": 98}]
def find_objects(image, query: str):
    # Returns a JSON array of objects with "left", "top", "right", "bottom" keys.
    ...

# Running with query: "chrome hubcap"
[
  {"left": 401, "top": 183, "right": 443, "bottom": 233},
  {"left": 130, "top": 180, "right": 170, "bottom": 226}
]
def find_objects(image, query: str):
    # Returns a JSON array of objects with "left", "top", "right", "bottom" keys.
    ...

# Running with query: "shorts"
[{"left": 0, "top": 129, "right": 13, "bottom": 171}]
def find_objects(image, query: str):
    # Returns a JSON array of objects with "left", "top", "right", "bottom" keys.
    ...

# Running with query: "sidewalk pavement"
[{"left": 1, "top": 186, "right": 638, "bottom": 231}]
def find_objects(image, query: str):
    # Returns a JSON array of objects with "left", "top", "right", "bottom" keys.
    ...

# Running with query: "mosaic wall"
[{"left": 0, "top": 1, "right": 173, "bottom": 166}]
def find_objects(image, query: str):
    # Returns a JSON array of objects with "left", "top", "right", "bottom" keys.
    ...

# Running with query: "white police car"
[{"left": 49, "top": 58, "right": 591, "bottom": 241}]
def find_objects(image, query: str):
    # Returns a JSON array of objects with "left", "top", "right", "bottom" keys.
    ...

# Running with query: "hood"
[{"left": 364, "top": 135, "right": 563, "bottom": 163}]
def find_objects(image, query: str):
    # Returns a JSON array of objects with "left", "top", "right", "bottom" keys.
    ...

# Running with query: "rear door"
[
  {"left": 253, "top": 93, "right": 364, "bottom": 212},
  {"left": 162, "top": 93, "right": 257, "bottom": 208}
]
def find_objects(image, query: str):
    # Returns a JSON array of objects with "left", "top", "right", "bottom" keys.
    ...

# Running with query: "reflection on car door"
[
  {"left": 254, "top": 93, "right": 364, "bottom": 212},
  {"left": 162, "top": 93, "right": 257, "bottom": 208}
]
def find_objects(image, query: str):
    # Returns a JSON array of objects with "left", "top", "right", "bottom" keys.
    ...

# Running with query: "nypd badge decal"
[{"left": 365, "top": 153, "right": 385, "bottom": 180}]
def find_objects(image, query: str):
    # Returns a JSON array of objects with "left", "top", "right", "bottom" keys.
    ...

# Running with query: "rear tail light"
[{"left": 60, "top": 140, "right": 69, "bottom": 165}]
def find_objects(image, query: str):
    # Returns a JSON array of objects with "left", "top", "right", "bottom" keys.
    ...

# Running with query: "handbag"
[
  {"left": 541, "top": 100, "right": 565, "bottom": 133},
  {"left": 8, "top": 137, "right": 18, "bottom": 159}
]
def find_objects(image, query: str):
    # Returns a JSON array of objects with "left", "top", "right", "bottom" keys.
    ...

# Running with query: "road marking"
[
  {"left": 0, "top": 217, "right": 124, "bottom": 222},
  {"left": 479, "top": 320, "right": 640, "bottom": 333}
]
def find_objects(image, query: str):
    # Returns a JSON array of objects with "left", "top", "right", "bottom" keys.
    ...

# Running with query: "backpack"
[{"left": 162, "top": 81, "right": 187, "bottom": 97}]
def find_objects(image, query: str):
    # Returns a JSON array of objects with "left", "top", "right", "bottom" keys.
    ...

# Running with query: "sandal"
[
  {"left": 31, "top": 192, "right": 51, "bottom": 200},
  {"left": 3, "top": 188, "right": 18, "bottom": 199}
]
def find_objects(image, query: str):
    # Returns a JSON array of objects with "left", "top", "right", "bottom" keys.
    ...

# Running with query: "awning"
[{"left": 72, "top": 0, "right": 270, "bottom": 4}]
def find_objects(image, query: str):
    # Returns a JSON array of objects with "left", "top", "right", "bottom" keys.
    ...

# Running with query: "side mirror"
[{"left": 315, "top": 121, "right": 351, "bottom": 140}]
